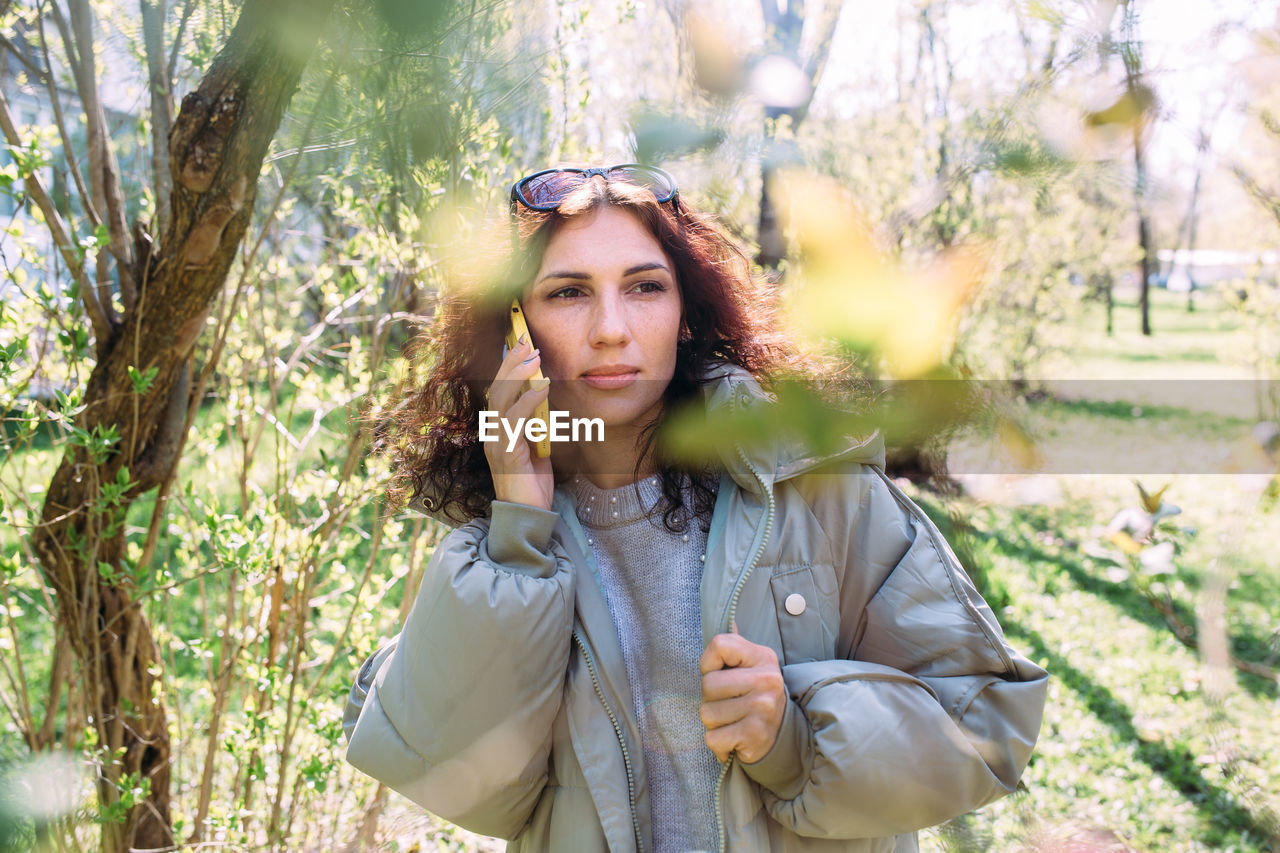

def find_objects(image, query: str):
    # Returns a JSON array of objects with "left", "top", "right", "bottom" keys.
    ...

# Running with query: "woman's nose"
[{"left": 590, "top": 291, "right": 629, "bottom": 346}]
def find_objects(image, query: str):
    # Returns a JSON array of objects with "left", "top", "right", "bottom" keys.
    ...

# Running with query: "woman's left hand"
[{"left": 699, "top": 632, "right": 787, "bottom": 763}]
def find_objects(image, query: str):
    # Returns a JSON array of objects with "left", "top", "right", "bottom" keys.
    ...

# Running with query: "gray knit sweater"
[{"left": 569, "top": 474, "right": 721, "bottom": 853}]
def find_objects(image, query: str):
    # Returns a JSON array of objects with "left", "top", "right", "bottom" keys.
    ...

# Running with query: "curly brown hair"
[{"left": 377, "top": 173, "right": 806, "bottom": 528}]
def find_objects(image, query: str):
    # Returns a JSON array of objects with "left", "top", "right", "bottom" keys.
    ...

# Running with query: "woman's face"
[{"left": 522, "top": 205, "right": 683, "bottom": 433}]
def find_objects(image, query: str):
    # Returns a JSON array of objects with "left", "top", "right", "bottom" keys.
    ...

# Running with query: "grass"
[
  {"left": 928, "top": 484, "right": 1280, "bottom": 852},
  {"left": 1051, "top": 286, "right": 1254, "bottom": 381},
  {"left": 921, "top": 286, "right": 1280, "bottom": 852}
]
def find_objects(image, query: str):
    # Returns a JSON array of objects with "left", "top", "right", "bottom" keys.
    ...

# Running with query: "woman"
[{"left": 344, "top": 165, "right": 1048, "bottom": 853}]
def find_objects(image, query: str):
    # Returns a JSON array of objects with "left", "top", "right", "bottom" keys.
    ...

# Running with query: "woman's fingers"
[
  {"left": 483, "top": 336, "right": 555, "bottom": 510},
  {"left": 699, "top": 631, "right": 772, "bottom": 674},
  {"left": 699, "top": 632, "right": 787, "bottom": 763},
  {"left": 486, "top": 341, "right": 541, "bottom": 413},
  {"left": 503, "top": 379, "right": 551, "bottom": 426},
  {"left": 698, "top": 692, "right": 756, "bottom": 729},
  {"left": 704, "top": 715, "right": 780, "bottom": 764},
  {"left": 482, "top": 381, "right": 549, "bottom": 473},
  {"left": 700, "top": 667, "right": 756, "bottom": 702}
]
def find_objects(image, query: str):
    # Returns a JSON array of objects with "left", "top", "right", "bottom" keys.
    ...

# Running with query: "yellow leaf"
[
  {"left": 773, "top": 170, "right": 982, "bottom": 378},
  {"left": 1135, "top": 481, "right": 1170, "bottom": 514},
  {"left": 997, "top": 415, "right": 1041, "bottom": 471},
  {"left": 1108, "top": 530, "right": 1143, "bottom": 555},
  {"left": 1084, "top": 85, "right": 1155, "bottom": 129}
]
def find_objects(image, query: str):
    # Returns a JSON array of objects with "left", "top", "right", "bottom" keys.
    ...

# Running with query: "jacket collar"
[{"left": 698, "top": 361, "right": 885, "bottom": 497}]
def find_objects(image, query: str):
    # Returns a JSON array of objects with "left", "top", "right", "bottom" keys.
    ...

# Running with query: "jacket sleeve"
[
  {"left": 740, "top": 465, "right": 1048, "bottom": 839},
  {"left": 344, "top": 500, "right": 575, "bottom": 839}
]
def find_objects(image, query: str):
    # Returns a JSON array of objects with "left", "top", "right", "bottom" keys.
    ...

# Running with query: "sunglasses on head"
[{"left": 508, "top": 164, "right": 679, "bottom": 214}]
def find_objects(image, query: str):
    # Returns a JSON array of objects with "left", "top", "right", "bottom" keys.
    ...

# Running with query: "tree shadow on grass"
[
  {"left": 983, "top": 527, "right": 1277, "bottom": 701},
  {"left": 1005, "top": 619, "right": 1280, "bottom": 850}
]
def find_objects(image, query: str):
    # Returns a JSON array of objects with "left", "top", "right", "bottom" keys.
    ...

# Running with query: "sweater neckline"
[{"left": 568, "top": 474, "right": 665, "bottom": 529}]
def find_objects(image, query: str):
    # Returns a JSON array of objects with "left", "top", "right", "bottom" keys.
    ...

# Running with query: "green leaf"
[
  {"left": 128, "top": 364, "right": 159, "bottom": 394},
  {"left": 54, "top": 387, "right": 81, "bottom": 414},
  {"left": 0, "top": 335, "right": 28, "bottom": 368}
]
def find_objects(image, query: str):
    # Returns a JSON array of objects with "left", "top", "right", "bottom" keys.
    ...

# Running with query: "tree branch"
[
  {"left": 0, "top": 87, "right": 112, "bottom": 342},
  {"left": 141, "top": 0, "right": 173, "bottom": 237},
  {"left": 37, "top": 633, "right": 70, "bottom": 749},
  {"left": 1259, "top": 108, "right": 1280, "bottom": 141},
  {"left": 1143, "top": 588, "right": 1279, "bottom": 681},
  {"left": 793, "top": 0, "right": 842, "bottom": 126},
  {"left": 45, "top": 0, "right": 84, "bottom": 85},
  {"left": 1232, "top": 164, "right": 1280, "bottom": 229},
  {"left": 0, "top": 31, "right": 50, "bottom": 82},
  {"left": 67, "top": 0, "right": 139, "bottom": 311},
  {"left": 167, "top": 0, "right": 198, "bottom": 84},
  {"left": 36, "top": 0, "right": 101, "bottom": 234}
]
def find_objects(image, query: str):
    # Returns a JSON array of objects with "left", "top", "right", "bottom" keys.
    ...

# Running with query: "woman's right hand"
[{"left": 484, "top": 335, "right": 555, "bottom": 511}]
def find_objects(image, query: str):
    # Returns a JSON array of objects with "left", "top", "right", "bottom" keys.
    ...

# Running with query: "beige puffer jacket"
[{"left": 344, "top": 363, "right": 1048, "bottom": 852}]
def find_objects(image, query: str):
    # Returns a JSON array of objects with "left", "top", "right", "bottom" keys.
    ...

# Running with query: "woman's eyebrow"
[
  {"left": 623, "top": 262, "right": 672, "bottom": 277},
  {"left": 537, "top": 270, "right": 590, "bottom": 284},
  {"left": 536, "top": 261, "right": 672, "bottom": 285}
]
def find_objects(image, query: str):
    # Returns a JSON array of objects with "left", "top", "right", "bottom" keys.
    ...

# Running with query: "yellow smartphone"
[{"left": 504, "top": 299, "right": 552, "bottom": 458}]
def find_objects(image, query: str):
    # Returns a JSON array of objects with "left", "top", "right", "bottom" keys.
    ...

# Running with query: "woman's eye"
[
  {"left": 634, "top": 280, "right": 666, "bottom": 294},
  {"left": 548, "top": 286, "right": 584, "bottom": 299}
]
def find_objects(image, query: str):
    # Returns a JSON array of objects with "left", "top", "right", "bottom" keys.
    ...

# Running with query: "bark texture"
[{"left": 29, "top": 0, "right": 335, "bottom": 848}]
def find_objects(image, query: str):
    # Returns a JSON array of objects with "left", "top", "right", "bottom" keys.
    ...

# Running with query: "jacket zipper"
[
  {"left": 722, "top": 444, "right": 775, "bottom": 632},
  {"left": 572, "top": 631, "right": 645, "bottom": 853},
  {"left": 712, "top": 394, "right": 777, "bottom": 853}
]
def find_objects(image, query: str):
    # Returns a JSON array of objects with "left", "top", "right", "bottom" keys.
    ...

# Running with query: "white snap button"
[{"left": 784, "top": 593, "right": 806, "bottom": 616}]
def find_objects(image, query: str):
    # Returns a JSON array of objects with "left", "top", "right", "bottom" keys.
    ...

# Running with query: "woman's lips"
[{"left": 580, "top": 370, "right": 639, "bottom": 389}]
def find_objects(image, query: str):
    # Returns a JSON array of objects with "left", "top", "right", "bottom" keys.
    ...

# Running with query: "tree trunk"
[
  {"left": 756, "top": 155, "right": 786, "bottom": 270},
  {"left": 29, "top": 0, "right": 335, "bottom": 848},
  {"left": 1135, "top": 127, "right": 1153, "bottom": 337},
  {"left": 1184, "top": 167, "right": 1202, "bottom": 313},
  {"left": 1105, "top": 272, "right": 1114, "bottom": 336},
  {"left": 1181, "top": 119, "right": 1214, "bottom": 313},
  {"left": 1118, "top": 4, "right": 1153, "bottom": 337},
  {"left": 754, "top": 0, "right": 842, "bottom": 271}
]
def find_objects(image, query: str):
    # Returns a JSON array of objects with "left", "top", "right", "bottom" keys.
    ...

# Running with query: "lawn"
[{"left": 920, "top": 286, "right": 1280, "bottom": 852}]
